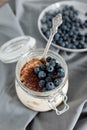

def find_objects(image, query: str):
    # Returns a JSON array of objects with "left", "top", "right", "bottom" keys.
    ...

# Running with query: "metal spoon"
[{"left": 41, "top": 13, "right": 62, "bottom": 60}]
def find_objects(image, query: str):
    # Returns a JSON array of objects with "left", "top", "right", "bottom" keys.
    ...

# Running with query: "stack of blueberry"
[
  {"left": 41, "top": 5, "right": 87, "bottom": 49},
  {"left": 34, "top": 56, "right": 65, "bottom": 92}
]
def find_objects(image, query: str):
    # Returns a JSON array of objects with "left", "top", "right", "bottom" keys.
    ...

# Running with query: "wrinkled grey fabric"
[{"left": 0, "top": 0, "right": 87, "bottom": 130}]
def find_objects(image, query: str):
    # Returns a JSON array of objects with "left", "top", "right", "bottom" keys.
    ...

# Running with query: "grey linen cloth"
[{"left": 0, "top": 0, "right": 87, "bottom": 130}]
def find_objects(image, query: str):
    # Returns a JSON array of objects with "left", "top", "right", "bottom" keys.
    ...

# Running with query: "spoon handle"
[{"left": 42, "top": 14, "right": 62, "bottom": 58}]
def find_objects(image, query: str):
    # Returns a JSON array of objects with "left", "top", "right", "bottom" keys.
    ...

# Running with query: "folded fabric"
[
  {"left": 0, "top": 4, "right": 37, "bottom": 130},
  {"left": 0, "top": 0, "right": 87, "bottom": 130}
]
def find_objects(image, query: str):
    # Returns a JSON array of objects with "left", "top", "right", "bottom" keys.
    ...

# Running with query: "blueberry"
[
  {"left": 66, "top": 27, "right": 70, "bottom": 33},
  {"left": 64, "top": 16, "right": 70, "bottom": 22},
  {"left": 75, "top": 22, "right": 80, "bottom": 29},
  {"left": 75, "top": 26, "right": 80, "bottom": 31},
  {"left": 57, "top": 64, "right": 62, "bottom": 69},
  {"left": 54, "top": 33, "right": 60, "bottom": 41},
  {"left": 74, "top": 10, "right": 79, "bottom": 15},
  {"left": 80, "top": 23, "right": 85, "bottom": 29},
  {"left": 54, "top": 78, "right": 62, "bottom": 87},
  {"left": 45, "top": 12, "right": 51, "bottom": 16},
  {"left": 58, "top": 67, "right": 64, "bottom": 71},
  {"left": 46, "top": 15, "right": 52, "bottom": 21},
  {"left": 54, "top": 11, "right": 59, "bottom": 16},
  {"left": 71, "top": 38, "right": 76, "bottom": 44},
  {"left": 65, "top": 41, "right": 69, "bottom": 48},
  {"left": 52, "top": 39, "right": 56, "bottom": 44},
  {"left": 47, "top": 20, "right": 52, "bottom": 28},
  {"left": 69, "top": 31, "right": 74, "bottom": 37},
  {"left": 49, "top": 58, "right": 56, "bottom": 67},
  {"left": 63, "top": 36, "right": 67, "bottom": 41},
  {"left": 71, "top": 26, "right": 75, "bottom": 31},
  {"left": 59, "top": 37, "right": 63, "bottom": 42},
  {"left": 78, "top": 33, "right": 82, "bottom": 37},
  {"left": 47, "top": 65, "right": 54, "bottom": 73},
  {"left": 34, "top": 67, "right": 40, "bottom": 74},
  {"left": 61, "top": 33, "right": 65, "bottom": 38},
  {"left": 38, "top": 71, "right": 46, "bottom": 79},
  {"left": 71, "top": 45, "right": 77, "bottom": 49},
  {"left": 41, "top": 27, "right": 48, "bottom": 34},
  {"left": 79, "top": 40, "right": 85, "bottom": 45},
  {"left": 85, "top": 37, "right": 87, "bottom": 43},
  {"left": 57, "top": 68, "right": 65, "bottom": 78},
  {"left": 45, "top": 76, "right": 52, "bottom": 82},
  {"left": 77, "top": 34, "right": 85, "bottom": 42},
  {"left": 39, "top": 80, "right": 45, "bottom": 88},
  {"left": 51, "top": 58, "right": 56, "bottom": 63},
  {"left": 45, "top": 30, "right": 50, "bottom": 39},
  {"left": 80, "top": 36, "right": 85, "bottom": 42},
  {"left": 63, "top": 5, "right": 69, "bottom": 10},
  {"left": 57, "top": 40, "right": 63, "bottom": 46},
  {"left": 84, "top": 20, "right": 87, "bottom": 28},
  {"left": 46, "top": 82, "right": 55, "bottom": 90},
  {"left": 46, "top": 56, "right": 52, "bottom": 62},
  {"left": 47, "top": 73, "right": 53, "bottom": 77},
  {"left": 85, "top": 33, "right": 87, "bottom": 42},
  {"left": 55, "top": 63, "right": 59, "bottom": 69},
  {"left": 58, "top": 30, "right": 62, "bottom": 35},
  {"left": 41, "top": 17, "right": 47, "bottom": 24},
  {"left": 61, "top": 25, "right": 67, "bottom": 31},
  {"left": 69, "top": 6, "right": 74, "bottom": 11},
  {"left": 50, "top": 58, "right": 56, "bottom": 62},
  {"left": 68, "top": 38, "right": 72, "bottom": 43},
  {"left": 79, "top": 21, "right": 84, "bottom": 29},
  {"left": 58, "top": 42, "right": 66, "bottom": 47},
  {"left": 56, "top": 10, "right": 62, "bottom": 15},
  {"left": 48, "top": 11, "right": 55, "bottom": 17},
  {"left": 85, "top": 33, "right": 87, "bottom": 37},
  {"left": 77, "top": 43, "right": 85, "bottom": 49},
  {"left": 40, "top": 64, "right": 46, "bottom": 71},
  {"left": 73, "top": 41, "right": 79, "bottom": 47}
]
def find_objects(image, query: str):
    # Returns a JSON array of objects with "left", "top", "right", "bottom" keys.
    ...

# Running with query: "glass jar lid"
[{"left": 0, "top": 36, "right": 36, "bottom": 63}]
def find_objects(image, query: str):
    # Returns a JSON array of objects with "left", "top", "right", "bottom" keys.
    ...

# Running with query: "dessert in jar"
[
  {"left": 15, "top": 49, "right": 69, "bottom": 115},
  {"left": 0, "top": 36, "right": 69, "bottom": 115}
]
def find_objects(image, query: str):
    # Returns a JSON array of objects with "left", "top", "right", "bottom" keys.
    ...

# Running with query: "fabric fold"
[
  {"left": 0, "top": 3, "right": 37, "bottom": 130},
  {"left": 0, "top": 0, "right": 87, "bottom": 130}
]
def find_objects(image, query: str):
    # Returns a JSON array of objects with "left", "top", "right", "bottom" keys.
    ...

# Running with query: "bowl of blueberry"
[
  {"left": 38, "top": 1, "right": 87, "bottom": 52},
  {"left": 15, "top": 49, "right": 69, "bottom": 115}
]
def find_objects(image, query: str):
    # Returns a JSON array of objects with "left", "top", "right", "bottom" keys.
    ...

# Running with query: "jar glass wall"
[{"left": 15, "top": 49, "right": 69, "bottom": 114}]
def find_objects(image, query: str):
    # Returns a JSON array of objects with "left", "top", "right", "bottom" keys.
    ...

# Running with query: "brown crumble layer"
[{"left": 20, "top": 58, "right": 43, "bottom": 92}]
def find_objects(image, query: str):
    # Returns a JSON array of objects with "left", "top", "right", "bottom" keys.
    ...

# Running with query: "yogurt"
[{"left": 15, "top": 80, "right": 68, "bottom": 111}]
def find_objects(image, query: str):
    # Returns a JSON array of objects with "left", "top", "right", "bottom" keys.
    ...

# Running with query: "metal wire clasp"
[{"left": 48, "top": 91, "right": 69, "bottom": 115}]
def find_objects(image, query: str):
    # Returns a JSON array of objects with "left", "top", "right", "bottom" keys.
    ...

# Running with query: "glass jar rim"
[{"left": 16, "top": 48, "right": 68, "bottom": 98}]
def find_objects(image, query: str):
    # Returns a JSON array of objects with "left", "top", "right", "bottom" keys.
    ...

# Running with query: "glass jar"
[{"left": 15, "top": 49, "right": 69, "bottom": 115}]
